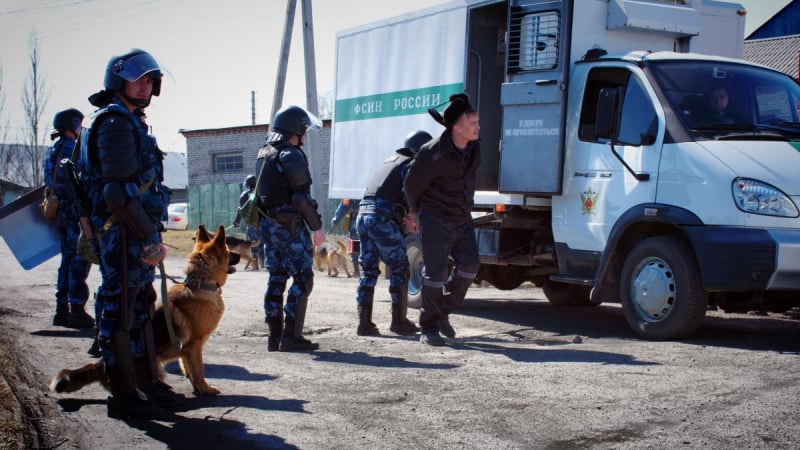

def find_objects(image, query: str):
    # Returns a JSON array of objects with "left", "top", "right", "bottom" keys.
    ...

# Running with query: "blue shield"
[{"left": 0, "top": 186, "right": 60, "bottom": 270}]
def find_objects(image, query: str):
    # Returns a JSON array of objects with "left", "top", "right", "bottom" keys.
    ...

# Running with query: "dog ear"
[
  {"left": 196, "top": 225, "right": 211, "bottom": 243},
  {"left": 211, "top": 225, "right": 227, "bottom": 249}
]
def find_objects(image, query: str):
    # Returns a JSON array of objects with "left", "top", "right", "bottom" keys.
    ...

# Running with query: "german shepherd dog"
[
  {"left": 225, "top": 235, "right": 261, "bottom": 271},
  {"left": 51, "top": 225, "right": 234, "bottom": 396},
  {"left": 313, "top": 239, "right": 352, "bottom": 278}
]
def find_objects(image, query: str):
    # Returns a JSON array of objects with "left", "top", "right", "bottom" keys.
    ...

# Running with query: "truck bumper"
[{"left": 684, "top": 226, "right": 800, "bottom": 291}]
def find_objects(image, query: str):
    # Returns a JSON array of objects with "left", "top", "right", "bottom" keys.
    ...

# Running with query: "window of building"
[{"left": 214, "top": 153, "right": 243, "bottom": 172}]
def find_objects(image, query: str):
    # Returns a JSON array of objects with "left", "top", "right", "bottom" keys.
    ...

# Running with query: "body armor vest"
[
  {"left": 363, "top": 149, "right": 413, "bottom": 207},
  {"left": 256, "top": 142, "right": 293, "bottom": 209}
]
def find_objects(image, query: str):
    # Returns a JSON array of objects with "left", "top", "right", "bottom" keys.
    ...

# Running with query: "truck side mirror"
[
  {"left": 596, "top": 88, "right": 619, "bottom": 140},
  {"left": 640, "top": 131, "right": 656, "bottom": 146}
]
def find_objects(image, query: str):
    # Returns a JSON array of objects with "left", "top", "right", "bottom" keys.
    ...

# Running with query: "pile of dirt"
[{"left": 0, "top": 310, "right": 83, "bottom": 449}]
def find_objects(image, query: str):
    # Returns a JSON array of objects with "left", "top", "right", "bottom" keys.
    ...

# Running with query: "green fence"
[
  {"left": 186, "top": 182, "right": 344, "bottom": 235},
  {"left": 187, "top": 182, "right": 242, "bottom": 233}
]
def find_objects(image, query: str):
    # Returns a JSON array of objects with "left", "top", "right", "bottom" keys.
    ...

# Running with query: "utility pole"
[
  {"left": 271, "top": 0, "right": 325, "bottom": 217},
  {"left": 251, "top": 90, "right": 256, "bottom": 125},
  {"left": 271, "top": 0, "right": 297, "bottom": 123},
  {"left": 300, "top": 0, "right": 324, "bottom": 210}
]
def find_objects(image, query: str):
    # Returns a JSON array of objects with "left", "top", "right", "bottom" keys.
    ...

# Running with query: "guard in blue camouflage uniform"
[
  {"left": 83, "top": 49, "right": 181, "bottom": 419},
  {"left": 255, "top": 105, "right": 326, "bottom": 352},
  {"left": 234, "top": 174, "right": 264, "bottom": 269},
  {"left": 355, "top": 131, "right": 432, "bottom": 336},
  {"left": 44, "top": 108, "right": 94, "bottom": 329},
  {"left": 332, "top": 198, "right": 360, "bottom": 277}
]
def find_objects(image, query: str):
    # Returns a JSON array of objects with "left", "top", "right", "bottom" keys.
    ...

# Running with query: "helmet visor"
[
  {"left": 113, "top": 52, "right": 163, "bottom": 82},
  {"left": 305, "top": 109, "right": 323, "bottom": 132}
]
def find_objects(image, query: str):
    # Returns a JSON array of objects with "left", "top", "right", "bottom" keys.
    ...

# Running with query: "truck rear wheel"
[
  {"left": 620, "top": 236, "right": 708, "bottom": 340},
  {"left": 405, "top": 234, "right": 424, "bottom": 309},
  {"left": 543, "top": 280, "right": 593, "bottom": 306}
]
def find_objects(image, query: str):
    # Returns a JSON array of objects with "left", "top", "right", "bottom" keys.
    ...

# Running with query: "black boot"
[
  {"left": 87, "top": 329, "right": 102, "bottom": 358},
  {"left": 419, "top": 329, "right": 445, "bottom": 346},
  {"left": 266, "top": 315, "right": 283, "bottom": 352},
  {"left": 136, "top": 315, "right": 185, "bottom": 408},
  {"left": 357, "top": 303, "right": 379, "bottom": 336},
  {"left": 105, "top": 334, "right": 165, "bottom": 420},
  {"left": 53, "top": 303, "right": 69, "bottom": 327},
  {"left": 134, "top": 356, "right": 184, "bottom": 408},
  {"left": 390, "top": 303, "right": 420, "bottom": 334},
  {"left": 438, "top": 273, "right": 474, "bottom": 339},
  {"left": 68, "top": 303, "right": 95, "bottom": 329},
  {"left": 438, "top": 315, "right": 456, "bottom": 338},
  {"left": 279, "top": 316, "right": 319, "bottom": 351},
  {"left": 419, "top": 284, "right": 446, "bottom": 346},
  {"left": 389, "top": 283, "right": 419, "bottom": 334}
]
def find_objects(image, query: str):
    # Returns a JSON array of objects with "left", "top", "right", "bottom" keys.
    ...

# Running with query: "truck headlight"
[{"left": 732, "top": 178, "right": 799, "bottom": 217}]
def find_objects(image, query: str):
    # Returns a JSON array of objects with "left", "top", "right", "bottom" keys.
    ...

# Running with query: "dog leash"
[{"left": 158, "top": 261, "right": 182, "bottom": 352}]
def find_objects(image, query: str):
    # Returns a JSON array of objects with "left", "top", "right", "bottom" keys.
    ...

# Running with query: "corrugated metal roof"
[
  {"left": 747, "top": 0, "right": 799, "bottom": 40},
  {"left": 742, "top": 34, "right": 800, "bottom": 79}
]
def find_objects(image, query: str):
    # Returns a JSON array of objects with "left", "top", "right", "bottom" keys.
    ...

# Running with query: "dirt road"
[{"left": 1, "top": 239, "right": 798, "bottom": 449}]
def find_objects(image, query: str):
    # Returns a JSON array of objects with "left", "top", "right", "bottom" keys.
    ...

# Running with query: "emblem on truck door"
[{"left": 580, "top": 187, "right": 599, "bottom": 215}]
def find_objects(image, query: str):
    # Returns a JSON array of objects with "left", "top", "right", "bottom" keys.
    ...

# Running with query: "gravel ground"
[{"left": 1, "top": 232, "right": 799, "bottom": 449}]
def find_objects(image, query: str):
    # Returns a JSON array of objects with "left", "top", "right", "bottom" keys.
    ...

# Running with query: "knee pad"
[{"left": 298, "top": 268, "right": 314, "bottom": 294}]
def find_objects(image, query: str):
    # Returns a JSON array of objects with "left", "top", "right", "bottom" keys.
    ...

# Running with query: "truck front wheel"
[
  {"left": 620, "top": 236, "right": 708, "bottom": 340},
  {"left": 405, "top": 234, "right": 424, "bottom": 309}
]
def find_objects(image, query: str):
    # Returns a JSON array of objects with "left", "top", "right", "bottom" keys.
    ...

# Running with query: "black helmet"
[
  {"left": 243, "top": 175, "right": 256, "bottom": 189},
  {"left": 50, "top": 108, "right": 84, "bottom": 140},
  {"left": 53, "top": 108, "right": 84, "bottom": 132},
  {"left": 103, "top": 49, "right": 163, "bottom": 106},
  {"left": 404, "top": 130, "right": 433, "bottom": 153},
  {"left": 271, "top": 105, "right": 322, "bottom": 137}
]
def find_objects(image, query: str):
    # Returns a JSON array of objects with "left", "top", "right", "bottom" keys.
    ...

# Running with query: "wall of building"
[{"left": 181, "top": 122, "right": 338, "bottom": 230}]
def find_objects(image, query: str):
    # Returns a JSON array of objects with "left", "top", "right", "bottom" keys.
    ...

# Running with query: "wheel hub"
[
  {"left": 631, "top": 258, "right": 675, "bottom": 321},
  {"left": 407, "top": 246, "right": 423, "bottom": 296}
]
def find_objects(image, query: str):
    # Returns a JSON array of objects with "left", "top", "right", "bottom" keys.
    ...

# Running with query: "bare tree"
[
  {"left": 21, "top": 33, "right": 50, "bottom": 189},
  {"left": 0, "top": 65, "right": 26, "bottom": 206}
]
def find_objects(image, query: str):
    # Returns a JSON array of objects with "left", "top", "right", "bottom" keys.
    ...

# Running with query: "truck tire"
[
  {"left": 542, "top": 280, "right": 593, "bottom": 306},
  {"left": 405, "top": 234, "right": 424, "bottom": 309},
  {"left": 620, "top": 236, "right": 708, "bottom": 340}
]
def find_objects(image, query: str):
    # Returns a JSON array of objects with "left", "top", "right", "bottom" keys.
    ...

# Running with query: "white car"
[{"left": 162, "top": 202, "right": 189, "bottom": 231}]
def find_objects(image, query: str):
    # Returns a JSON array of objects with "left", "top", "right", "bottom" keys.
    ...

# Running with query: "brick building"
[{"left": 179, "top": 121, "right": 336, "bottom": 230}]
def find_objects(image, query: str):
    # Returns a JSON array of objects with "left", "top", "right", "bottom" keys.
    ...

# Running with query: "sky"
[{"left": 0, "top": 0, "right": 792, "bottom": 155}]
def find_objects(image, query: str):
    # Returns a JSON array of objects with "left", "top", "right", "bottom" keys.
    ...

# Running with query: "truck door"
[
  {"left": 499, "top": 0, "right": 572, "bottom": 194},
  {"left": 553, "top": 65, "right": 662, "bottom": 253}
]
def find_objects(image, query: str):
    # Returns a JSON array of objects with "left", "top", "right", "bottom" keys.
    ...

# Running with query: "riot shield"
[{"left": 0, "top": 186, "right": 60, "bottom": 269}]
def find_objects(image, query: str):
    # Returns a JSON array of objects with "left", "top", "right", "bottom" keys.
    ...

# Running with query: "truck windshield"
[{"left": 649, "top": 61, "right": 800, "bottom": 139}]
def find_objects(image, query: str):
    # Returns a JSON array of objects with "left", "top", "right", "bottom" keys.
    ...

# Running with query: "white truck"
[{"left": 329, "top": 0, "right": 800, "bottom": 339}]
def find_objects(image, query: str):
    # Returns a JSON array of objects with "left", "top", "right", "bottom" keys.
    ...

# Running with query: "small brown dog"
[
  {"left": 226, "top": 235, "right": 261, "bottom": 271},
  {"left": 313, "top": 239, "right": 352, "bottom": 277},
  {"left": 50, "top": 224, "right": 232, "bottom": 396}
]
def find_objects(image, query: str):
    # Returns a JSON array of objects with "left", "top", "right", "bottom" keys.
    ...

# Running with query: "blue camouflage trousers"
[
  {"left": 94, "top": 222, "right": 157, "bottom": 368},
  {"left": 259, "top": 212, "right": 314, "bottom": 320},
  {"left": 356, "top": 212, "right": 408, "bottom": 307},
  {"left": 56, "top": 223, "right": 92, "bottom": 307}
]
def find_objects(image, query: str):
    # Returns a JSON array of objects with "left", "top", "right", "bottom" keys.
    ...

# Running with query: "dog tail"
[
  {"left": 336, "top": 240, "right": 347, "bottom": 252},
  {"left": 50, "top": 362, "right": 108, "bottom": 393}
]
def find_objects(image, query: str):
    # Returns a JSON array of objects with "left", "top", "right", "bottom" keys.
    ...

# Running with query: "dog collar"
[{"left": 184, "top": 277, "right": 220, "bottom": 292}]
